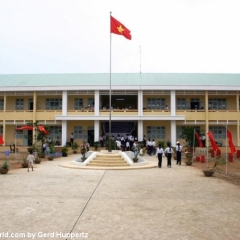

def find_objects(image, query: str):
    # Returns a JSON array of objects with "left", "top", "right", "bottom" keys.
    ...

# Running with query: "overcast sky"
[{"left": 0, "top": 0, "right": 239, "bottom": 74}]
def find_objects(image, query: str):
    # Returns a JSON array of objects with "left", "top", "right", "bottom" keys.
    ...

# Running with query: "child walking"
[{"left": 27, "top": 150, "right": 35, "bottom": 172}]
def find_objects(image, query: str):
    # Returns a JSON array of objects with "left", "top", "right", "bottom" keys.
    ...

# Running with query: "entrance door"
[
  {"left": 88, "top": 130, "right": 94, "bottom": 146},
  {"left": 190, "top": 98, "right": 200, "bottom": 110}
]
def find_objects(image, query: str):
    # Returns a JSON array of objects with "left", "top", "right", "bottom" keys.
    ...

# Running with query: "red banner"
[
  {"left": 227, "top": 130, "right": 236, "bottom": 155},
  {"left": 195, "top": 132, "right": 203, "bottom": 147},
  {"left": 207, "top": 131, "right": 219, "bottom": 151}
]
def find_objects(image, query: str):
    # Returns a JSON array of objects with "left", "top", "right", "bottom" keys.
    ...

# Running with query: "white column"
[
  {"left": 62, "top": 91, "right": 68, "bottom": 115},
  {"left": 170, "top": 90, "right": 176, "bottom": 115},
  {"left": 94, "top": 120, "right": 100, "bottom": 142},
  {"left": 138, "top": 120, "right": 143, "bottom": 141},
  {"left": 171, "top": 120, "right": 176, "bottom": 146},
  {"left": 138, "top": 90, "right": 143, "bottom": 116},
  {"left": 95, "top": 90, "right": 99, "bottom": 116},
  {"left": 62, "top": 120, "right": 67, "bottom": 146}
]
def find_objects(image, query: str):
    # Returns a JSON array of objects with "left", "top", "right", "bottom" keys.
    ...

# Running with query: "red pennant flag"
[
  {"left": 0, "top": 135, "right": 4, "bottom": 144},
  {"left": 195, "top": 132, "right": 203, "bottom": 147},
  {"left": 207, "top": 131, "right": 219, "bottom": 151},
  {"left": 110, "top": 16, "right": 132, "bottom": 40},
  {"left": 227, "top": 130, "right": 236, "bottom": 155}
]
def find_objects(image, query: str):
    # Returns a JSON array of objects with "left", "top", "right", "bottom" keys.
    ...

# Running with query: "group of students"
[{"left": 155, "top": 141, "right": 183, "bottom": 168}]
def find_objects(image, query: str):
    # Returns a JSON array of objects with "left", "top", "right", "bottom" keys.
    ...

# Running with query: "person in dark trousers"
[
  {"left": 165, "top": 142, "right": 174, "bottom": 168},
  {"left": 156, "top": 144, "right": 164, "bottom": 168},
  {"left": 70, "top": 132, "right": 74, "bottom": 147},
  {"left": 176, "top": 141, "right": 183, "bottom": 165}
]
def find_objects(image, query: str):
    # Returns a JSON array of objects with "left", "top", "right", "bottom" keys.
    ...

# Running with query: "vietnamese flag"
[
  {"left": 0, "top": 135, "right": 4, "bottom": 144},
  {"left": 207, "top": 131, "right": 219, "bottom": 151},
  {"left": 110, "top": 16, "right": 132, "bottom": 40},
  {"left": 195, "top": 131, "right": 203, "bottom": 147},
  {"left": 227, "top": 130, "right": 236, "bottom": 155}
]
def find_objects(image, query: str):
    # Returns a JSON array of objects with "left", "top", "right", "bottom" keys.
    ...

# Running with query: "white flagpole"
[
  {"left": 109, "top": 12, "right": 112, "bottom": 153},
  {"left": 225, "top": 123, "right": 228, "bottom": 174},
  {"left": 193, "top": 129, "right": 195, "bottom": 162}
]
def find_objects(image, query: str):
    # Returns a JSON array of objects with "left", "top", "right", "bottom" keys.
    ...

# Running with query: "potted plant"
[
  {"left": 0, "top": 160, "right": 10, "bottom": 174},
  {"left": 94, "top": 141, "right": 99, "bottom": 151},
  {"left": 72, "top": 142, "right": 79, "bottom": 154},
  {"left": 202, "top": 156, "right": 226, "bottom": 177},
  {"left": 185, "top": 152, "right": 193, "bottom": 166},
  {"left": 21, "top": 156, "right": 28, "bottom": 168},
  {"left": 34, "top": 156, "right": 41, "bottom": 164},
  {"left": 80, "top": 142, "right": 87, "bottom": 161},
  {"left": 48, "top": 145, "right": 56, "bottom": 160},
  {"left": 61, "top": 146, "right": 69, "bottom": 157}
]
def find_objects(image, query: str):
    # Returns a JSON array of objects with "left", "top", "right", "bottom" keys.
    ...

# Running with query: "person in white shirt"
[
  {"left": 27, "top": 150, "right": 35, "bottom": 172},
  {"left": 125, "top": 141, "right": 130, "bottom": 151},
  {"left": 176, "top": 141, "right": 183, "bottom": 165},
  {"left": 165, "top": 142, "right": 174, "bottom": 168},
  {"left": 156, "top": 144, "right": 164, "bottom": 168}
]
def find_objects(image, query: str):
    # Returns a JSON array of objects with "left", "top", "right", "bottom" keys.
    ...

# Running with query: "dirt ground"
[
  {"left": 191, "top": 156, "right": 240, "bottom": 187},
  {"left": 1, "top": 151, "right": 240, "bottom": 187}
]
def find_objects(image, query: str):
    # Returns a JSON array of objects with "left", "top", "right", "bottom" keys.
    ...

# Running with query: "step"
[
  {"left": 90, "top": 160, "right": 127, "bottom": 164},
  {"left": 87, "top": 162, "right": 130, "bottom": 166}
]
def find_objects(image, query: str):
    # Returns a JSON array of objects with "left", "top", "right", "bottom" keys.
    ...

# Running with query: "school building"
[{"left": 0, "top": 73, "right": 239, "bottom": 148}]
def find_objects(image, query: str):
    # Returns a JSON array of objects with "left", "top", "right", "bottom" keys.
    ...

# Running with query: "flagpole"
[
  {"left": 193, "top": 129, "right": 195, "bottom": 162},
  {"left": 225, "top": 123, "right": 228, "bottom": 174},
  {"left": 109, "top": 12, "right": 112, "bottom": 152}
]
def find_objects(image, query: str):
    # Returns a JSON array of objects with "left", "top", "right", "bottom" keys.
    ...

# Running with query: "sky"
[{"left": 0, "top": 0, "right": 240, "bottom": 74}]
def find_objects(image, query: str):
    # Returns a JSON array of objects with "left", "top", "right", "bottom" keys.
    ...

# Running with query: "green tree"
[{"left": 180, "top": 126, "right": 195, "bottom": 148}]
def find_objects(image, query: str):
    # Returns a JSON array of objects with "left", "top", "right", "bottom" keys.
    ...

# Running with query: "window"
[
  {"left": 48, "top": 126, "right": 62, "bottom": 140},
  {"left": 0, "top": 126, "right": 3, "bottom": 134},
  {"left": 147, "top": 98, "right": 165, "bottom": 109},
  {"left": 46, "top": 99, "right": 62, "bottom": 110},
  {"left": 208, "top": 98, "right": 226, "bottom": 110},
  {"left": 16, "top": 99, "right": 24, "bottom": 110},
  {"left": 16, "top": 130, "right": 24, "bottom": 139},
  {"left": 0, "top": 99, "right": 3, "bottom": 110},
  {"left": 74, "top": 98, "right": 84, "bottom": 110},
  {"left": 147, "top": 126, "right": 165, "bottom": 140},
  {"left": 74, "top": 126, "right": 88, "bottom": 140},
  {"left": 209, "top": 126, "right": 226, "bottom": 139},
  {"left": 177, "top": 98, "right": 186, "bottom": 110},
  {"left": 88, "top": 98, "right": 94, "bottom": 107}
]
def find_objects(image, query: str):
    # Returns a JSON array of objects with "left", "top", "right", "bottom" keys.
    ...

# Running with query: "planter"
[
  {"left": 185, "top": 161, "right": 192, "bottom": 166},
  {"left": 34, "top": 159, "right": 41, "bottom": 164},
  {"left": 202, "top": 169, "right": 214, "bottom": 177},
  {"left": 38, "top": 153, "right": 45, "bottom": 158},
  {"left": 48, "top": 156, "right": 54, "bottom": 161},
  {"left": 0, "top": 168, "right": 9, "bottom": 174},
  {"left": 73, "top": 150, "right": 77, "bottom": 154},
  {"left": 62, "top": 152, "right": 68, "bottom": 157},
  {"left": 132, "top": 158, "right": 139, "bottom": 163},
  {"left": 22, "top": 163, "right": 28, "bottom": 168}
]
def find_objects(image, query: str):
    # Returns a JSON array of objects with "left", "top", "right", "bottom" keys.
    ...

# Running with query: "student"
[
  {"left": 156, "top": 144, "right": 164, "bottom": 168},
  {"left": 165, "top": 142, "right": 174, "bottom": 168},
  {"left": 27, "top": 150, "right": 35, "bottom": 172},
  {"left": 70, "top": 132, "right": 74, "bottom": 147},
  {"left": 176, "top": 141, "right": 183, "bottom": 165}
]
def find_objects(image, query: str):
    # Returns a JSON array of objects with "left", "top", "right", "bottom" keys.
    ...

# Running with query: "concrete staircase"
[{"left": 87, "top": 153, "right": 130, "bottom": 167}]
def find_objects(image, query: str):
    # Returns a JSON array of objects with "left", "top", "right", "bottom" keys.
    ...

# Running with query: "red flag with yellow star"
[
  {"left": 227, "top": 129, "right": 236, "bottom": 155},
  {"left": 110, "top": 16, "right": 131, "bottom": 40}
]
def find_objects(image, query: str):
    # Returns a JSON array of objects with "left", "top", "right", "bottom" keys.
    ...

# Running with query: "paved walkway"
[{"left": 0, "top": 154, "right": 240, "bottom": 240}]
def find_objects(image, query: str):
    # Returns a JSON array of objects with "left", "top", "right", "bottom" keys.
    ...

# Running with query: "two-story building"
[{"left": 0, "top": 73, "right": 239, "bottom": 147}]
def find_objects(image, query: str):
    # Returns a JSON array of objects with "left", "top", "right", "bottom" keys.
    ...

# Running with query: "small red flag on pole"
[
  {"left": 110, "top": 16, "right": 132, "bottom": 40},
  {"left": 227, "top": 130, "right": 236, "bottom": 155},
  {"left": 207, "top": 131, "right": 219, "bottom": 151}
]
